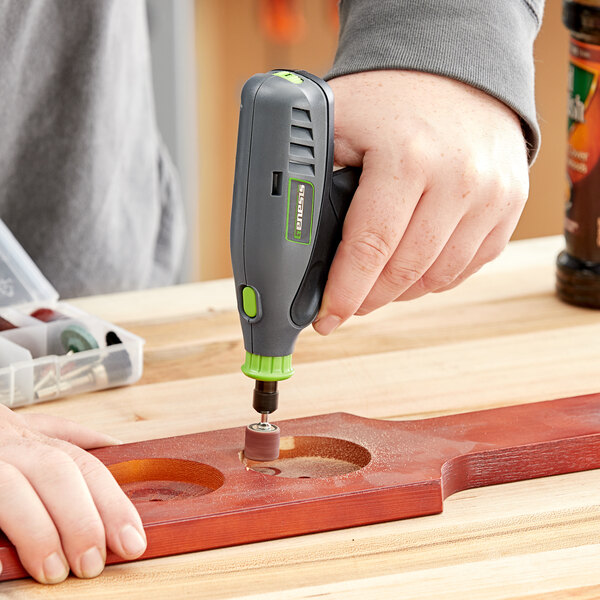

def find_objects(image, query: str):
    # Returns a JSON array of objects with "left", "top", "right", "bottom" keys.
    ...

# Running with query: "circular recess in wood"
[
  {"left": 108, "top": 458, "right": 225, "bottom": 502},
  {"left": 242, "top": 436, "right": 371, "bottom": 478}
]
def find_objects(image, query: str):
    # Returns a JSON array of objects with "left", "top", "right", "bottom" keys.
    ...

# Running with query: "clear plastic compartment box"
[{"left": 0, "top": 220, "right": 144, "bottom": 407}]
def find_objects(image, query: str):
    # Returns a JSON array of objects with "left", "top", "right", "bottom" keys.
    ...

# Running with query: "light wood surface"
[{"left": 2, "top": 235, "right": 600, "bottom": 598}]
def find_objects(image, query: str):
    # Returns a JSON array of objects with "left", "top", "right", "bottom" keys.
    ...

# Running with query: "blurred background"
[{"left": 146, "top": 0, "right": 569, "bottom": 283}]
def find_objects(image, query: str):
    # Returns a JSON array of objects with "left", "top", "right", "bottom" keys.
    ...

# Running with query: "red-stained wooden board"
[{"left": 2, "top": 392, "right": 600, "bottom": 581}]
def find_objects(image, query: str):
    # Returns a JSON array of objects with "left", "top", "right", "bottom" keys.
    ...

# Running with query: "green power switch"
[
  {"left": 274, "top": 71, "right": 303, "bottom": 84},
  {"left": 242, "top": 286, "right": 258, "bottom": 318}
]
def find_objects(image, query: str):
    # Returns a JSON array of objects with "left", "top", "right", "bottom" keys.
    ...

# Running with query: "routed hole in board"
[
  {"left": 242, "top": 436, "right": 371, "bottom": 478},
  {"left": 108, "top": 458, "right": 225, "bottom": 502}
]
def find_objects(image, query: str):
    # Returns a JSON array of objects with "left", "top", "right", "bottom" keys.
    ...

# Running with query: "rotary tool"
[{"left": 230, "top": 70, "right": 360, "bottom": 461}]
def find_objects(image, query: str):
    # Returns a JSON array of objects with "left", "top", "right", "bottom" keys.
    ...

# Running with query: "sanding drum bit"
[{"left": 244, "top": 380, "right": 281, "bottom": 461}]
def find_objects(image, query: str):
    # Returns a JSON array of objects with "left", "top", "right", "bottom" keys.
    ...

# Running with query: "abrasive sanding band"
[{"left": 244, "top": 424, "right": 280, "bottom": 461}]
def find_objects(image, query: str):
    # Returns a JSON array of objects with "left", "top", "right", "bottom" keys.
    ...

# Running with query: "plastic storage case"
[{"left": 0, "top": 220, "right": 144, "bottom": 407}]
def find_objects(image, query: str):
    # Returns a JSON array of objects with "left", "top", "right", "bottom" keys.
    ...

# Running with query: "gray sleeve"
[{"left": 326, "top": 0, "right": 544, "bottom": 163}]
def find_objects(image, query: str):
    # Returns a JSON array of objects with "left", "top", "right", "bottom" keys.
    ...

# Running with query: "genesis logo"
[
  {"left": 286, "top": 178, "right": 314, "bottom": 245},
  {"left": 294, "top": 184, "right": 306, "bottom": 239}
]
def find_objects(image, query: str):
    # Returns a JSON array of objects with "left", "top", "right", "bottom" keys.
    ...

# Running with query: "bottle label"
[{"left": 566, "top": 37, "right": 600, "bottom": 262}]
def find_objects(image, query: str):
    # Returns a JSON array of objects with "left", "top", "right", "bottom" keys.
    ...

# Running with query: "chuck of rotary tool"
[
  {"left": 244, "top": 380, "right": 281, "bottom": 462},
  {"left": 253, "top": 380, "right": 279, "bottom": 414}
]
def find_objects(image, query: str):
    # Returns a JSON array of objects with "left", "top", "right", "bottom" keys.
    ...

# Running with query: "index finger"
[
  {"left": 313, "top": 151, "right": 423, "bottom": 335},
  {"left": 22, "top": 413, "right": 122, "bottom": 449}
]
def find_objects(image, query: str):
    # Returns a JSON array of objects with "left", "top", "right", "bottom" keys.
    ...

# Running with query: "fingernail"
[
  {"left": 79, "top": 546, "right": 104, "bottom": 579},
  {"left": 43, "top": 552, "right": 68, "bottom": 583},
  {"left": 120, "top": 524, "right": 146, "bottom": 557},
  {"left": 314, "top": 315, "right": 341, "bottom": 336}
]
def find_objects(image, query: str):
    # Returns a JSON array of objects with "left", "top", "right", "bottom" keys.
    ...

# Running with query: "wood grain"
[
  {"left": 2, "top": 236, "right": 600, "bottom": 598},
  {"left": 2, "top": 392, "right": 600, "bottom": 584}
]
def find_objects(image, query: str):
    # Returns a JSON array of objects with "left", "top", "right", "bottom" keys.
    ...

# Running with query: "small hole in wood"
[
  {"left": 242, "top": 436, "right": 371, "bottom": 479},
  {"left": 108, "top": 458, "right": 225, "bottom": 503}
]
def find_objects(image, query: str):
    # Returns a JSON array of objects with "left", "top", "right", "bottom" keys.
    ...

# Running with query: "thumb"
[
  {"left": 313, "top": 148, "right": 422, "bottom": 335},
  {"left": 21, "top": 413, "right": 122, "bottom": 449}
]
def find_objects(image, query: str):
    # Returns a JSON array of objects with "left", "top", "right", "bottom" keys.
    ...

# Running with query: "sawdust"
[
  {"left": 249, "top": 456, "right": 363, "bottom": 478},
  {"left": 120, "top": 479, "right": 215, "bottom": 502},
  {"left": 243, "top": 436, "right": 371, "bottom": 479}
]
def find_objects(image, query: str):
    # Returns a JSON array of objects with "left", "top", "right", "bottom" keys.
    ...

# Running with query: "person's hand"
[
  {"left": 314, "top": 70, "right": 529, "bottom": 335},
  {"left": 0, "top": 405, "right": 146, "bottom": 583}
]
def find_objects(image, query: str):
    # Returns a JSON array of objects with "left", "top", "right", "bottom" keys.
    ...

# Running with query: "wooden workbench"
[{"left": 2, "top": 235, "right": 600, "bottom": 599}]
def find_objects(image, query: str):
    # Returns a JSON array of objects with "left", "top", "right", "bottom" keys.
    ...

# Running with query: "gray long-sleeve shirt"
[
  {"left": 0, "top": 0, "right": 544, "bottom": 298},
  {"left": 327, "top": 0, "right": 545, "bottom": 163},
  {"left": 0, "top": 0, "right": 185, "bottom": 298}
]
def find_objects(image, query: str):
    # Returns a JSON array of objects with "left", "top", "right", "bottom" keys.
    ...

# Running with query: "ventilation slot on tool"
[
  {"left": 289, "top": 143, "right": 314, "bottom": 160},
  {"left": 291, "top": 125, "right": 313, "bottom": 142},
  {"left": 289, "top": 161, "right": 315, "bottom": 176},
  {"left": 290, "top": 111, "right": 314, "bottom": 177},
  {"left": 291, "top": 108, "right": 311, "bottom": 123}
]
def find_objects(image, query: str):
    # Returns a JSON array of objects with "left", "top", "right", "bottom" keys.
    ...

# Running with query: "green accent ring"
[{"left": 241, "top": 352, "right": 294, "bottom": 381}]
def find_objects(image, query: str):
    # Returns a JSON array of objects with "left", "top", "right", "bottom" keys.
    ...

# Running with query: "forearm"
[{"left": 326, "top": 0, "right": 544, "bottom": 163}]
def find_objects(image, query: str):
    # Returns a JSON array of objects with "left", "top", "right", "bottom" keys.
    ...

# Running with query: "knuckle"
[
  {"left": 0, "top": 421, "right": 40, "bottom": 446},
  {"left": 461, "top": 158, "right": 485, "bottom": 184},
  {"left": 473, "top": 170, "right": 529, "bottom": 211},
  {"left": 326, "top": 284, "right": 365, "bottom": 319},
  {"left": 404, "top": 137, "right": 429, "bottom": 163},
  {"left": 71, "top": 451, "right": 106, "bottom": 481},
  {"left": 490, "top": 174, "right": 510, "bottom": 199},
  {"left": 0, "top": 460, "right": 24, "bottom": 493},
  {"left": 382, "top": 259, "right": 423, "bottom": 288},
  {"left": 403, "top": 120, "right": 436, "bottom": 155},
  {"left": 460, "top": 157, "right": 500, "bottom": 194},
  {"left": 0, "top": 459, "right": 21, "bottom": 479},
  {"left": 0, "top": 403, "right": 22, "bottom": 425},
  {"left": 479, "top": 241, "right": 505, "bottom": 264},
  {"left": 433, "top": 278, "right": 461, "bottom": 293},
  {"left": 33, "top": 447, "right": 76, "bottom": 478},
  {"left": 398, "top": 135, "right": 432, "bottom": 178},
  {"left": 512, "top": 175, "right": 529, "bottom": 205},
  {"left": 421, "top": 270, "right": 456, "bottom": 290},
  {"left": 348, "top": 231, "right": 394, "bottom": 271},
  {"left": 23, "top": 447, "right": 84, "bottom": 492},
  {"left": 22, "top": 529, "right": 61, "bottom": 552},
  {"left": 493, "top": 173, "right": 526, "bottom": 206},
  {"left": 68, "top": 516, "right": 104, "bottom": 542}
]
